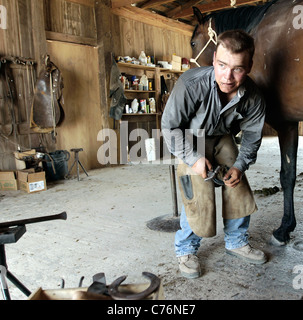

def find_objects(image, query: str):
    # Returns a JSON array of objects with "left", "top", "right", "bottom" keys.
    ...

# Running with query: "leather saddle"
[{"left": 31, "top": 55, "right": 64, "bottom": 133}]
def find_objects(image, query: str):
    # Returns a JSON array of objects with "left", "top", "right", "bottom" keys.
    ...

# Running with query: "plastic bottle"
[
  {"left": 140, "top": 74, "right": 148, "bottom": 91},
  {"left": 149, "top": 98, "right": 156, "bottom": 113},
  {"left": 131, "top": 98, "right": 139, "bottom": 113},
  {"left": 139, "top": 51, "right": 147, "bottom": 66}
]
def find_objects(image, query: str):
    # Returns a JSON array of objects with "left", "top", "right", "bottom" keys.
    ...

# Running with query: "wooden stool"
[{"left": 67, "top": 148, "right": 88, "bottom": 181}]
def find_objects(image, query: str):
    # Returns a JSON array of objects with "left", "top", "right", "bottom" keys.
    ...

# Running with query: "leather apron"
[{"left": 177, "top": 134, "right": 257, "bottom": 238}]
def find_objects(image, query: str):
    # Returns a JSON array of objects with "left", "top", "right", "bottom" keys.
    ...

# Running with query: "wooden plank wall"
[
  {"left": 0, "top": 0, "right": 52, "bottom": 171},
  {"left": 1, "top": 0, "right": 292, "bottom": 172},
  {"left": 43, "top": 0, "right": 102, "bottom": 173},
  {"left": 46, "top": 41, "right": 103, "bottom": 171},
  {"left": 43, "top": 0, "right": 97, "bottom": 46},
  {"left": 42, "top": 1, "right": 194, "bottom": 170},
  {"left": 110, "top": 6, "right": 193, "bottom": 64}
]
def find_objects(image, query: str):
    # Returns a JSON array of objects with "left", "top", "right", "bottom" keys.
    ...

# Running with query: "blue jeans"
[{"left": 175, "top": 206, "right": 250, "bottom": 257}]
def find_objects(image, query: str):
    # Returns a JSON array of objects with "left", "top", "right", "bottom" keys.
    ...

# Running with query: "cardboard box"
[
  {"left": 171, "top": 60, "right": 181, "bottom": 71},
  {"left": 171, "top": 54, "right": 182, "bottom": 63},
  {"left": 14, "top": 149, "right": 37, "bottom": 170},
  {"left": 29, "top": 282, "right": 165, "bottom": 300},
  {"left": 0, "top": 171, "right": 18, "bottom": 191},
  {"left": 17, "top": 169, "right": 46, "bottom": 193}
]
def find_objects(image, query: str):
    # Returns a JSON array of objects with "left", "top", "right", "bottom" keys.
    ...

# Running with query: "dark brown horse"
[{"left": 191, "top": 0, "right": 303, "bottom": 244}]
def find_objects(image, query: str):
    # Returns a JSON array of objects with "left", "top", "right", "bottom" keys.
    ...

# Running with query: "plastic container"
[
  {"left": 139, "top": 51, "right": 147, "bottom": 65},
  {"left": 149, "top": 98, "right": 156, "bottom": 113},
  {"left": 131, "top": 98, "right": 139, "bottom": 113},
  {"left": 43, "top": 150, "right": 70, "bottom": 181},
  {"left": 140, "top": 75, "right": 148, "bottom": 91}
]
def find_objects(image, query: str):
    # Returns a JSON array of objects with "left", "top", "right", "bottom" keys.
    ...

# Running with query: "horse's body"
[{"left": 191, "top": 0, "right": 303, "bottom": 243}]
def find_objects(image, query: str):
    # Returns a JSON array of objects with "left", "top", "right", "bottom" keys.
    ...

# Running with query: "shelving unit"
[
  {"left": 117, "top": 62, "right": 185, "bottom": 159},
  {"left": 118, "top": 62, "right": 184, "bottom": 116}
]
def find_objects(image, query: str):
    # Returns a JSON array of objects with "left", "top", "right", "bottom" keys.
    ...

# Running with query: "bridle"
[{"left": 190, "top": 18, "right": 218, "bottom": 67}]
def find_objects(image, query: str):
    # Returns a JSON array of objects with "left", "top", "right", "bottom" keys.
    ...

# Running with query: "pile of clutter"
[
  {"left": 125, "top": 97, "right": 156, "bottom": 114},
  {"left": 117, "top": 51, "right": 190, "bottom": 71},
  {"left": 117, "top": 51, "right": 156, "bottom": 67}
]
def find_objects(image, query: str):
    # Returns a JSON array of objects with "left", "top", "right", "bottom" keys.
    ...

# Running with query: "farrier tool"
[
  {"left": 67, "top": 272, "right": 161, "bottom": 300},
  {"left": 204, "top": 165, "right": 226, "bottom": 186},
  {"left": 108, "top": 272, "right": 161, "bottom": 300},
  {"left": 204, "top": 165, "right": 221, "bottom": 181}
]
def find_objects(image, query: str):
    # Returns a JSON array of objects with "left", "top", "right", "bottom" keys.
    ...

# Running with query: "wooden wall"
[
  {"left": 44, "top": 0, "right": 97, "bottom": 46},
  {"left": 43, "top": 0, "right": 103, "bottom": 172},
  {"left": 2, "top": 0, "right": 284, "bottom": 173},
  {"left": 46, "top": 41, "right": 103, "bottom": 171},
  {"left": 41, "top": 1, "right": 194, "bottom": 171},
  {"left": 0, "top": 0, "right": 50, "bottom": 170},
  {"left": 110, "top": 6, "right": 193, "bottom": 63}
]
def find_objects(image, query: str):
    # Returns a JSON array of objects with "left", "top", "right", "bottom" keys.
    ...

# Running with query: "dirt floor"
[{"left": 1, "top": 136, "right": 303, "bottom": 300}]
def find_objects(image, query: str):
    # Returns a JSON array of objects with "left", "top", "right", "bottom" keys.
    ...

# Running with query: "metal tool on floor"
[
  {"left": 67, "top": 148, "right": 88, "bottom": 181},
  {"left": 108, "top": 272, "right": 161, "bottom": 300},
  {"left": 32, "top": 271, "right": 162, "bottom": 300},
  {"left": 0, "top": 212, "right": 67, "bottom": 300}
]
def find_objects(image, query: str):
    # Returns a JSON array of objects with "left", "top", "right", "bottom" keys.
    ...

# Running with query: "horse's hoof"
[{"left": 270, "top": 235, "right": 287, "bottom": 246}]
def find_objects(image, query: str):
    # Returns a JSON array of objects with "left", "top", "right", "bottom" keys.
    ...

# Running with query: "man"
[{"left": 161, "top": 30, "right": 267, "bottom": 279}]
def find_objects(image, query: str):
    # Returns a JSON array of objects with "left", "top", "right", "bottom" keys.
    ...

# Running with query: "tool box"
[{"left": 29, "top": 282, "right": 164, "bottom": 300}]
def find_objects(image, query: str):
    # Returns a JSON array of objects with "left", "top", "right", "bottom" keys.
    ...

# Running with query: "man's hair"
[{"left": 216, "top": 30, "right": 255, "bottom": 61}]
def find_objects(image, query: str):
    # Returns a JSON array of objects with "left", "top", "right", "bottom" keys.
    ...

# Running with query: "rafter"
[
  {"left": 111, "top": 0, "right": 265, "bottom": 25},
  {"left": 171, "top": 0, "right": 261, "bottom": 19},
  {"left": 138, "top": 0, "right": 175, "bottom": 9},
  {"left": 167, "top": 0, "right": 201, "bottom": 19},
  {"left": 111, "top": 0, "right": 142, "bottom": 9}
]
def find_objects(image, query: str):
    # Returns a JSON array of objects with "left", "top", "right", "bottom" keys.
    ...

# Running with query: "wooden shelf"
[
  {"left": 122, "top": 113, "right": 159, "bottom": 116},
  {"left": 118, "top": 62, "right": 185, "bottom": 73},
  {"left": 118, "top": 62, "right": 156, "bottom": 70},
  {"left": 124, "top": 90, "right": 156, "bottom": 93},
  {"left": 160, "top": 68, "right": 186, "bottom": 73}
]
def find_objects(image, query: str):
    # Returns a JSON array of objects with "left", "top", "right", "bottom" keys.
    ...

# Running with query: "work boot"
[
  {"left": 226, "top": 244, "right": 267, "bottom": 264},
  {"left": 177, "top": 254, "right": 201, "bottom": 279}
]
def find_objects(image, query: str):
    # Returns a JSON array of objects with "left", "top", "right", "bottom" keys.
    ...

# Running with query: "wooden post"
[
  {"left": 95, "top": 1, "right": 112, "bottom": 133},
  {"left": 30, "top": 0, "right": 47, "bottom": 74}
]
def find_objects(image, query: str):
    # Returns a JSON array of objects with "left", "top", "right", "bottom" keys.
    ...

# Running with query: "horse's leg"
[{"left": 273, "top": 121, "right": 298, "bottom": 244}]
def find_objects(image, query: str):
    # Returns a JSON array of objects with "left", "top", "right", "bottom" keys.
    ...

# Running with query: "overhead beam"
[
  {"left": 111, "top": 5, "right": 194, "bottom": 36},
  {"left": 171, "top": 0, "right": 262, "bottom": 19},
  {"left": 167, "top": 0, "right": 201, "bottom": 19},
  {"left": 138, "top": 0, "right": 175, "bottom": 9},
  {"left": 111, "top": 0, "right": 142, "bottom": 9}
]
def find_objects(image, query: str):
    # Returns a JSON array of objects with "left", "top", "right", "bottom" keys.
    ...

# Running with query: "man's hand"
[
  {"left": 223, "top": 167, "right": 242, "bottom": 188},
  {"left": 192, "top": 157, "right": 213, "bottom": 179}
]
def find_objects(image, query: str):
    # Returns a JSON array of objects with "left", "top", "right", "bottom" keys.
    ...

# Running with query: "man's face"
[{"left": 213, "top": 44, "right": 252, "bottom": 97}]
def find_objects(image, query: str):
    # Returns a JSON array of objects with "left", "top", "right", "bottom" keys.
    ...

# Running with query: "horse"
[{"left": 190, "top": 0, "right": 303, "bottom": 245}]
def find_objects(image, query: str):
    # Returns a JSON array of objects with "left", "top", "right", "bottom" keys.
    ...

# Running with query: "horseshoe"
[{"left": 108, "top": 272, "right": 161, "bottom": 300}]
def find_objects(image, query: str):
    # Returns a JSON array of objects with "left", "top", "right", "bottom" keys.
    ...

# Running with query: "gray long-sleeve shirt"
[{"left": 161, "top": 66, "right": 265, "bottom": 172}]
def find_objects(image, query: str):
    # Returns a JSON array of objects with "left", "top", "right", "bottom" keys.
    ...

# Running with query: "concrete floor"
[{"left": 1, "top": 136, "right": 303, "bottom": 300}]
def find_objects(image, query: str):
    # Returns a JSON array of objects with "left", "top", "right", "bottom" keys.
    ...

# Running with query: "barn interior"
[{"left": 0, "top": 0, "right": 303, "bottom": 301}]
